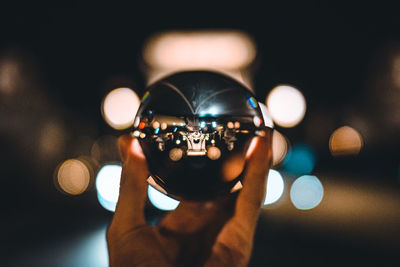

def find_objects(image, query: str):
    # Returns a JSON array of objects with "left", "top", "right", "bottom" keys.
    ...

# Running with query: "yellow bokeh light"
[
  {"left": 56, "top": 159, "right": 91, "bottom": 195},
  {"left": 38, "top": 121, "right": 65, "bottom": 159},
  {"left": 266, "top": 85, "right": 306, "bottom": 128},
  {"left": 0, "top": 59, "right": 18, "bottom": 95},
  {"left": 207, "top": 146, "right": 221, "bottom": 160},
  {"left": 169, "top": 148, "right": 184, "bottom": 161},
  {"left": 329, "top": 126, "right": 363, "bottom": 156},
  {"left": 102, "top": 87, "right": 140, "bottom": 130},
  {"left": 272, "top": 130, "right": 289, "bottom": 166}
]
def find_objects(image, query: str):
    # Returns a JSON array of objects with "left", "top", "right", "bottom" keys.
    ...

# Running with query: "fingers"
[
  {"left": 109, "top": 134, "right": 149, "bottom": 234},
  {"left": 107, "top": 225, "right": 171, "bottom": 267},
  {"left": 234, "top": 132, "right": 272, "bottom": 230},
  {"left": 159, "top": 195, "right": 236, "bottom": 234},
  {"left": 161, "top": 132, "right": 271, "bottom": 237},
  {"left": 205, "top": 131, "right": 272, "bottom": 267}
]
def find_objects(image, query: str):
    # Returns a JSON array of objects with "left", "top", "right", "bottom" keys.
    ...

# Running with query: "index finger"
[
  {"left": 233, "top": 131, "right": 272, "bottom": 231},
  {"left": 109, "top": 135, "right": 149, "bottom": 235},
  {"left": 204, "top": 132, "right": 272, "bottom": 267}
]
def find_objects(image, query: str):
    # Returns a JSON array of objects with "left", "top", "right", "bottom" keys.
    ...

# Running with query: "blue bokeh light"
[
  {"left": 97, "top": 192, "right": 117, "bottom": 212},
  {"left": 290, "top": 175, "right": 324, "bottom": 210},
  {"left": 95, "top": 164, "right": 122, "bottom": 212},
  {"left": 148, "top": 185, "right": 180, "bottom": 211},
  {"left": 283, "top": 144, "right": 316, "bottom": 175}
]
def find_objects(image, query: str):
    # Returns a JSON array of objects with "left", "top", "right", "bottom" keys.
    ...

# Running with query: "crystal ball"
[{"left": 132, "top": 71, "right": 273, "bottom": 200}]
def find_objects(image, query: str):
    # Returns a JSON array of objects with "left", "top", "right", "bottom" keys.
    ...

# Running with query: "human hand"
[{"left": 107, "top": 131, "right": 272, "bottom": 267}]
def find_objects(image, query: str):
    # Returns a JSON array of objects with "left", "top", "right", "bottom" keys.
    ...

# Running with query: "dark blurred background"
[{"left": 2, "top": 2, "right": 400, "bottom": 266}]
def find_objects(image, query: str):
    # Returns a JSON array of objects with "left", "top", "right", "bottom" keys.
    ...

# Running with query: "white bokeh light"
[
  {"left": 96, "top": 164, "right": 122, "bottom": 212},
  {"left": 148, "top": 185, "right": 180, "bottom": 211},
  {"left": 290, "top": 175, "right": 324, "bottom": 210},
  {"left": 102, "top": 87, "right": 140, "bottom": 130},
  {"left": 266, "top": 85, "right": 306, "bottom": 128},
  {"left": 264, "top": 169, "right": 285, "bottom": 205}
]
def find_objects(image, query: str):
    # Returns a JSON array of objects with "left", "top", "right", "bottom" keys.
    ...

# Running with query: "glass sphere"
[{"left": 133, "top": 71, "right": 273, "bottom": 200}]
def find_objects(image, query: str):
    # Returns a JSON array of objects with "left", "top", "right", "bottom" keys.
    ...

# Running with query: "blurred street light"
[
  {"left": 329, "top": 126, "right": 363, "bottom": 156},
  {"left": 148, "top": 185, "right": 180, "bottom": 211},
  {"left": 290, "top": 175, "right": 324, "bottom": 210},
  {"left": 102, "top": 87, "right": 140, "bottom": 130},
  {"left": 96, "top": 164, "right": 122, "bottom": 212},
  {"left": 55, "top": 159, "right": 91, "bottom": 195},
  {"left": 266, "top": 85, "right": 306, "bottom": 128},
  {"left": 264, "top": 169, "right": 285, "bottom": 205},
  {"left": 272, "top": 130, "right": 289, "bottom": 166},
  {"left": 142, "top": 30, "right": 257, "bottom": 87}
]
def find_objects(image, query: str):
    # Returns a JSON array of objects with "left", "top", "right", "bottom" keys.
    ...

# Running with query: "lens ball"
[{"left": 133, "top": 71, "right": 273, "bottom": 200}]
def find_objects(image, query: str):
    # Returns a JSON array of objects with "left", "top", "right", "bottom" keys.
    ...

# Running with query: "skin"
[{"left": 107, "top": 131, "right": 272, "bottom": 267}]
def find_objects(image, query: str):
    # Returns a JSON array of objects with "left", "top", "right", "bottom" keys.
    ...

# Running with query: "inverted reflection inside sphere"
[{"left": 133, "top": 71, "right": 273, "bottom": 200}]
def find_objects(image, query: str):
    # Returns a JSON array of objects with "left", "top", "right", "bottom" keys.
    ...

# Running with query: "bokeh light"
[
  {"left": 290, "top": 175, "right": 324, "bottom": 210},
  {"left": 329, "top": 126, "right": 364, "bottom": 156},
  {"left": 0, "top": 59, "right": 18, "bottom": 95},
  {"left": 264, "top": 169, "right": 285, "bottom": 205},
  {"left": 143, "top": 30, "right": 257, "bottom": 87},
  {"left": 56, "top": 159, "right": 91, "bottom": 195},
  {"left": 143, "top": 30, "right": 256, "bottom": 71},
  {"left": 96, "top": 164, "right": 122, "bottom": 212},
  {"left": 169, "top": 148, "right": 184, "bottom": 161},
  {"left": 148, "top": 185, "right": 180, "bottom": 211},
  {"left": 266, "top": 85, "right": 306, "bottom": 128},
  {"left": 39, "top": 121, "right": 66, "bottom": 159},
  {"left": 272, "top": 130, "right": 289, "bottom": 166},
  {"left": 392, "top": 55, "right": 400, "bottom": 88},
  {"left": 283, "top": 144, "right": 316, "bottom": 175},
  {"left": 207, "top": 146, "right": 221, "bottom": 160},
  {"left": 91, "top": 135, "right": 119, "bottom": 164},
  {"left": 102, "top": 87, "right": 140, "bottom": 130}
]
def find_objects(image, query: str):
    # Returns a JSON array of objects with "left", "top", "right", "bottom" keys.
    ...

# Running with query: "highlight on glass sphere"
[{"left": 132, "top": 71, "right": 273, "bottom": 200}]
